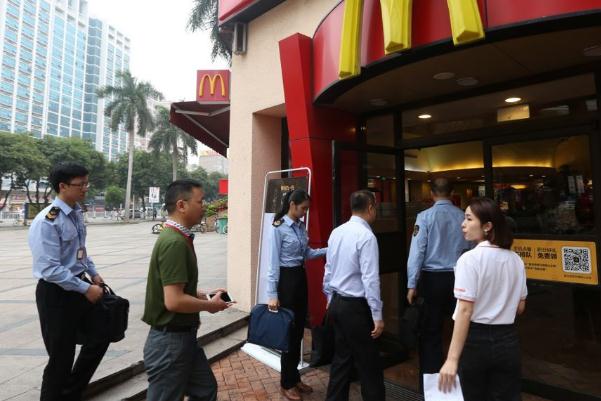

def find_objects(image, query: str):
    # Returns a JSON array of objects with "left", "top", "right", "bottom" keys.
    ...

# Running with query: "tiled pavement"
[
  {"left": 212, "top": 351, "right": 363, "bottom": 401},
  {"left": 211, "top": 351, "right": 551, "bottom": 401}
]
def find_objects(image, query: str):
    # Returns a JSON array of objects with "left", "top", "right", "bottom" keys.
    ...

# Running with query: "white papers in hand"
[{"left": 423, "top": 373, "right": 464, "bottom": 401}]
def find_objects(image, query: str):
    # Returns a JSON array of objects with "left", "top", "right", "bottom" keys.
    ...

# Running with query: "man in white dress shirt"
[{"left": 323, "top": 190, "right": 385, "bottom": 401}]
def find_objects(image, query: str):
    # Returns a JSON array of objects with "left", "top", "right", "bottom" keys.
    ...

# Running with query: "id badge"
[{"left": 77, "top": 247, "right": 87, "bottom": 261}]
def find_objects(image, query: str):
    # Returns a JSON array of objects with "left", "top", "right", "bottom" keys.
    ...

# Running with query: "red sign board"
[
  {"left": 218, "top": 0, "right": 254, "bottom": 23},
  {"left": 218, "top": 179, "right": 229, "bottom": 195},
  {"left": 196, "top": 70, "right": 230, "bottom": 103}
]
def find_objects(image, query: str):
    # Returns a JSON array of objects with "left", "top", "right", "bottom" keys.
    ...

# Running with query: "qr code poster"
[{"left": 512, "top": 239, "right": 598, "bottom": 285}]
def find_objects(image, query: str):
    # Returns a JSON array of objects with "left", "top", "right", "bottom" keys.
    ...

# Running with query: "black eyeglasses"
[{"left": 67, "top": 182, "right": 90, "bottom": 188}]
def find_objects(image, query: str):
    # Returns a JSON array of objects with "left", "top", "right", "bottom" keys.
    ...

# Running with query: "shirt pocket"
[
  {"left": 61, "top": 225, "right": 78, "bottom": 244},
  {"left": 281, "top": 235, "right": 299, "bottom": 257}
]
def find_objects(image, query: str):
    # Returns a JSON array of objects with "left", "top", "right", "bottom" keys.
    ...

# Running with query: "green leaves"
[
  {"left": 187, "top": 0, "right": 232, "bottom": 63},
  {"left": 0, "top": 132, "right": 107, "bottom": 210}
]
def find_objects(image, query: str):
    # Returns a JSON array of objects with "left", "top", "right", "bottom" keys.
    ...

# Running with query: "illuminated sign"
[
  {"left": 196, "top": 70, "right": 230, "bottom": 103},
  {"left": 512, "top": 239, "right": 598, "bottom": 285},
  {"left": 339, "top": 0, "right": 485, "bottom": 79}
]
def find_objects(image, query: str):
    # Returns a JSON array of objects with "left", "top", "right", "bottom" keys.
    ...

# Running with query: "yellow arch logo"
[
  {"left": 339, "top": 0, "right": 485, "bottom": 79},
  {"left": 198, "top": 74, "right": 227, "bottom": 97}
]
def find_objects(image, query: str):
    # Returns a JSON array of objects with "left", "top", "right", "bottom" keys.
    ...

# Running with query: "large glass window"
[
  {"left": 493, "top": 135, "right": 593, "bottom": 235},
  {"left": 403, "top": 74, "right": 597, "bottom": 140}
]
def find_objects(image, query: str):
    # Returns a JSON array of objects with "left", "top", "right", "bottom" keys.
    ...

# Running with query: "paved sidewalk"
[
  {"left": 212, "top": 350, "right": 364, "bottom": 401},
  {"left": 212, "top": 351, "right": 550, "bottom": 401},
  {"left": 0, "top": 222, "right": 241, "bottom": 401}
]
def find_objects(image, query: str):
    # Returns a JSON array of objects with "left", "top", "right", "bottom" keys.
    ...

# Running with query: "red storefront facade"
[{"left": 219, "top": 1, "right": 601, "bottom": 399}]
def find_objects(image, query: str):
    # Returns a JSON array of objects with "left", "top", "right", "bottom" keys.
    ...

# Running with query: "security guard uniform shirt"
[
  {"left": 29, "top": 198, "right": 98, "bottom": 294},
  {"left": 407, "top": 199, "right": 469, "bottom": 289},
  {"left": 267, "top": 215, "right": 327, "bottom": 300}
]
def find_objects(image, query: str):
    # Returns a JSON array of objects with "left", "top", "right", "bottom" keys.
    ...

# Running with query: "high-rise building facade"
[
  {"left": 0, "top": 0, "right": 130, "bottom": 160},
  {"left": 84, "top": 17, "right": 130, "bottom": 160}
]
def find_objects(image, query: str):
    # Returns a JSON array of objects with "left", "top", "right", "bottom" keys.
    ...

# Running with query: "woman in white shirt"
[{"left": 439, "top": 197, "right": 527, "bottom": 401}]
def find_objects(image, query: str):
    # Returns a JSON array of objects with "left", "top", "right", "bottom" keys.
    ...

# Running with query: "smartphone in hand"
[{"left": 208, "top": 291, "right": 233, "bottom": 303}]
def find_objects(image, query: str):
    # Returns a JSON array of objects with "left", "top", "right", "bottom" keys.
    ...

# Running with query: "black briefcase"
[{"left": 78, "top": 284, "right": 129, "bottom": 344}]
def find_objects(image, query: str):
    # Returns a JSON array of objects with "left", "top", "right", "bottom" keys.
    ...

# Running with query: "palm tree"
[
  {"left": 149, "top": 106, "right": 198, "bottom": 181},
  {"left": 188, "top": 0, "right": 232, "bottom": 63},
  {"left": 97, "top": 70, "right": 163, "bottom": 222}
]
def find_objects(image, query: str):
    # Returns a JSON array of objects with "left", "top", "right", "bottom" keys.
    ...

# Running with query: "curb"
[{"left": 122, "top": 340, "right": 246, "bottom": 401}]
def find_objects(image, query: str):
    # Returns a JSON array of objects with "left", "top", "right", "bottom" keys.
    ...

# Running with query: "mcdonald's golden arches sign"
[{"left": 196, "top": 70, "right": 230, "bottom": 103}]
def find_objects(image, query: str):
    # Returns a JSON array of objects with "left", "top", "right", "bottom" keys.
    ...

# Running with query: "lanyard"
[
  {"left": 290, "top": 222, "right": 306, "bottom": 256},
  {"left": 68, "top": 211, "right": 84, "bottom": 246}
]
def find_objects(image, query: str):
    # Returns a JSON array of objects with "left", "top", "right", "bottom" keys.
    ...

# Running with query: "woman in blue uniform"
[{"left": 267, "top": 189, "right": 327, "bottom": 401}]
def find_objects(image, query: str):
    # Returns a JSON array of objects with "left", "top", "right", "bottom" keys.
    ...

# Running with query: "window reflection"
[{"left": 493, "top": 135, "right": 593, "bottom": 235}]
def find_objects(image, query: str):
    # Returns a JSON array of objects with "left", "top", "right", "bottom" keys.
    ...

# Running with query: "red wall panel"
[{"left": 486, "top": 0, "right": 601, "bottom": 28}]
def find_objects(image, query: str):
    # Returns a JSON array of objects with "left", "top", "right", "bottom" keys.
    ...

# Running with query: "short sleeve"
[
  {"left": 157, "top": 239, "right": 190, "bottom": 286},
  {"left": 454, "top": 255, "right": 478, "bottom": 301},
  {"left": 519, "top": 258, "right": 528, "bottom": 300}
]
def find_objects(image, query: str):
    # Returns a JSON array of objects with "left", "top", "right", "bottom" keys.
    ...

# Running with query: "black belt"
[
  {"left": 76, "top": 272, "right": 87, "bottom": 280},
  {"left": 152, "top": 324, "right": 199, "bottom": 333},
  {"left": 332, "top": 291, "right": 366, "bottom": 303}
]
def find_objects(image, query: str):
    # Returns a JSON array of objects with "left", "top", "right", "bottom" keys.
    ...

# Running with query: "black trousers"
[
  {"left": 459, "top": 323, "right": 522, "bottom": 401},
  {"left": 277, "top": 266, "right": 307, "bottom": 389},
  {"left": 36, "top": 279, "right": 109, "bottom": 401},
  {"left": 418, "top": 271, "right": 455, "bottom": 376},
  {"left": 326, "top": 294, "right": 385, "bottom": 401}
]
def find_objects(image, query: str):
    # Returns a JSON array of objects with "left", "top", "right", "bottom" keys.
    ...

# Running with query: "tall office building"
[
  {"left": 84, "top": 17, "right": 130, "bottom": 160},
  {"left": 0, "top": 0, "right": 130, "bottom": 160}
]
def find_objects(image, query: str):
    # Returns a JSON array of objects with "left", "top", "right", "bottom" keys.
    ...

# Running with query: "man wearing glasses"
[{"left": 29, "top": 162, "right": 108, "bottom": 401}]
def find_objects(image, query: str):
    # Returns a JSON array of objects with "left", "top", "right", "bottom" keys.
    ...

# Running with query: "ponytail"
[{"left": 273, "top": 189, "right": 311, "bottom": 222}]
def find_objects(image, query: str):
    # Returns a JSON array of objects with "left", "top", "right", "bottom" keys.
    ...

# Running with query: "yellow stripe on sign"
[
  {"left": 380, "top": 0, "right": 412, "bottom": 55},
  {"left": 447, "top": 0, "right": 485, "bottom": 45},
  {"left": 338, "top": 0, "right": 364, "bottom": 80}
]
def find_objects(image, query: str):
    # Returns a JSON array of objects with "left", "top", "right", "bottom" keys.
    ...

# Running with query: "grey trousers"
[{"left": 143, "top": 328, "right": 217, "bottom": 401}]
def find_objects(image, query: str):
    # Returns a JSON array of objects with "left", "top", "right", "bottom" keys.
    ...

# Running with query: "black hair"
[
  {"left": 431, "top": 177, "right": 453, "bottom": 197},
  {"left": 468, "top": 197, "right": 513, "bottom": 249},
  {"left": 273, "top": 189, "right": 310, "bottom": 222},
  {"left": 164, "top": 179, "right": 203, "bottom": 214},
  {"left": 350, "top": 190, "right": 376, "bottom": 213},
  {"left": 48, "top": 162, "right": 89, "bottom": 193}
]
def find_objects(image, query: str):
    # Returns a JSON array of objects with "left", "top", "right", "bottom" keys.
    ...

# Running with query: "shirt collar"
[
  {"left": 52, "top": 197, "right": 79, "bottom": 215},
  {"left": 283, "top": 215, "right": 300, "bottom": 227},
  {"left": 165, "top": 219, "right": 194, "bottom": 239},
  {"left": 476, "top": 240, "right": 497, "bottom": 248},
  {"left": 350, "top": 215, "right": 372, "bottom": 231},
  {"left": 434, "top": 199, "right": 453, "bottom": 206}
]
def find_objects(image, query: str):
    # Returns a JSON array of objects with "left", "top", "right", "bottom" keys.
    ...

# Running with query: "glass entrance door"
[{"left": 332, "top": 142, "right": 408, "bottom": 369}]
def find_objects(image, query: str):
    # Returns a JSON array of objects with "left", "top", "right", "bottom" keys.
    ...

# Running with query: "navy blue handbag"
[{"left": 247, "top": 304, "right": 294, "bottom": 352}]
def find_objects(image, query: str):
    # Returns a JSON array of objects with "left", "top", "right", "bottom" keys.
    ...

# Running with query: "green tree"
[
  {"left": 114, "top": 150, "right": 175, "bottom": 210},
  {"left": 97, "top": 70, "right": 163, "bottom": 222},
  {"left": 186, "top": 166, "right": 226, "bottom": 201},
  {"left": 188, "top": 0, "right": 232, "bottom": 63},
  {"left": 104, "top": 185, "right": 125, "bottom": 210},
  {"left": 0, "top": 132, "right": 19, "bottom": 211},
  {"left": 11, "top": 134, "right": 51, "bottom": 209},
  {"left": 37, "top": 136, "right": 108, "bottom": 198},
  {"left": 149, "top": 106, "right": 198, "bottom": 181}
]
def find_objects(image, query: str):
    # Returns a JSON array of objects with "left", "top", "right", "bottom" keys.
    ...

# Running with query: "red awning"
[{"left": 170, "top": 101, "right": 230, "bottom": 157}]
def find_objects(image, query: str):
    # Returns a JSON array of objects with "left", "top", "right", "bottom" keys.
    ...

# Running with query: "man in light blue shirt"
[
  {"left": 29, "top": 162, "right": 108, "bottom": 401},
  {"left": 323, "top": 190, "right": 385, "bottom": 401},
  {"left": 406, "top": 178, "right": 469, "bottom": 381}
]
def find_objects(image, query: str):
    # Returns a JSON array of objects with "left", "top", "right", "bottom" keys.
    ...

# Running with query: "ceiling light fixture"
[
  {"left": 584, "top": 45, "right": 601, "bottom": 57},
  {"left": 369, "top": 98, "right": 388, "bottom": 107},
  {"left": 433, "top": 72, "right": 455, "bottom": 80},
  {"left": 456, "top": 77, "right": 479, "bottom": 87},
  {"left": 505, "top": 97, "right": 522, "bottom": 103},
  {"left": 418, "top": 113, "right": 432, "bottom": 119}
]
